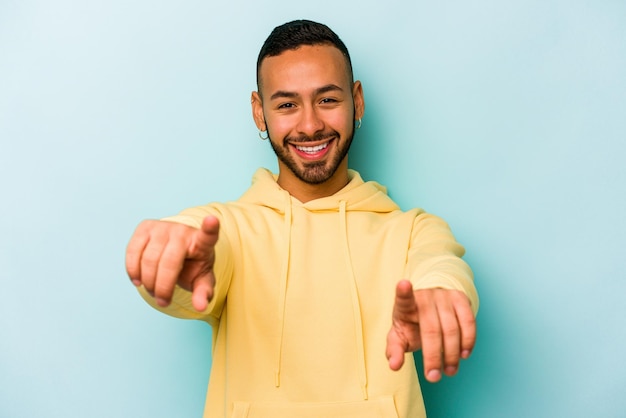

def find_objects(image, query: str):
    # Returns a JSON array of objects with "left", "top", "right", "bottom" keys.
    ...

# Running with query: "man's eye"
[
  {"left": 320, "top": 98, "right": 337, "bottom": 104},
  {"left": 278, "top": 103, "right": 295, "bottom": 109}
]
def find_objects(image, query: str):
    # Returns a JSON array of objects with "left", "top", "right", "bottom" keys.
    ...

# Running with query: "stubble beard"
[{"left": 268, "top": 127, "right": 355, "bottom": 185}]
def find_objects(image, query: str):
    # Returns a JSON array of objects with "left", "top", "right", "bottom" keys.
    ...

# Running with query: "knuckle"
[
  {"left": 461, "top": 335, "right": 476, "bottom": 350},
  {"left": 136, "top": 219, "right": 159, "bottom": 236},
  {"left": 141, "top": 245, "right": 162, "bottom": 265},
  {"left": 154, "top": 280, "right": 173, "bottom": 298},
  {"left": 421, "top": 327, "right": 441, "bottom": 339},
  {"left": 443, "top": 355, "right": 460, "bottom": 368},
  {"left": 423, "top": 351, "right": 442, "bottom": 366},
  {"left": 442, "top": 323, "right": 460, "bottom": 338},
  {"left": 461, "top": 315, "right": 477, "bottom": 329},
  {"left": 413, "top": 289, "right": 432, "bottom": 304},
  {"left": 169, "top": 221, "right": 193, "bottom": 236},
  {"left": 159, "top": 251, "right": 183, "bottom": 271}
]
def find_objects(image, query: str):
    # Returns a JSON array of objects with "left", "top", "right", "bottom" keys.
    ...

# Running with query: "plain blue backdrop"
[{"left": 1, "top": 1, "right": 625, "bottom": 417}]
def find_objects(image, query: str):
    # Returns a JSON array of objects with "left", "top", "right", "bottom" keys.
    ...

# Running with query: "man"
[{"left": 126, "top": 20, "right": 478, "bottom": 418}]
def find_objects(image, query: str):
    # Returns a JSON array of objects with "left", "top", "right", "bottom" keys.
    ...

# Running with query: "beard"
[{"left": 267, "top": 125, "right": 355, "bottom": 185}]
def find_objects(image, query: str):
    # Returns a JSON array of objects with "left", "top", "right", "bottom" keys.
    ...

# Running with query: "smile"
[
  {"left": 289, "top": 138, "right": 335, "bottom": 160},
  {"left": 295, "top": 142, "right": 329, "bottom": 154}
]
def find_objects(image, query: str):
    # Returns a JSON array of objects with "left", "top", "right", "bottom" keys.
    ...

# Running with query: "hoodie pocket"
[{"left": 231, "top": 396, "right": 399, "bottom": 418}]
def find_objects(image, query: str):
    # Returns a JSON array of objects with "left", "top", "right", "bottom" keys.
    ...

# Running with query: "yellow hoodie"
[{"left": 139, "top": 168, "right": 479, "bottom": 418}]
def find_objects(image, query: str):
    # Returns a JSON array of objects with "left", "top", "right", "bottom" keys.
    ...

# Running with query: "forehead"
[{"left": 258, "top": 44, "right": 351, "bottom": 97}]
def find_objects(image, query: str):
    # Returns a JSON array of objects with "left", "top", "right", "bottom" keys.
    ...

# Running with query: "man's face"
[{"left": 252, "top": 44, "right": 364, "bottom": 187}]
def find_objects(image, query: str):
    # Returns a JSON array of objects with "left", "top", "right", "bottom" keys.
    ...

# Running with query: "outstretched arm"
[
  {"left": 386, "top": 280, "right": 476, "bottom": 383},
  {"left": 126, "top": 215, "right": 220, "bottom": 312}
]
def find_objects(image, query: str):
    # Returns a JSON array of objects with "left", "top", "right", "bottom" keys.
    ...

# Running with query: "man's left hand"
[{"left": 385, "top": 280, "right": 476, "bottom": 382}]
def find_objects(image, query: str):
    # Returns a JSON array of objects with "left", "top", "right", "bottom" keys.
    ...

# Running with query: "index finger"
[{"left": 188, "top": 216, "right": 220, "bottom": 258}]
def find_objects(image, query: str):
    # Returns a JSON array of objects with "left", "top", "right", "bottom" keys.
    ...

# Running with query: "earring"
[
  {"left": 259, "top": 130, "right": 269, "bottom": 140},
  {"left": 356, "top": 118, "right": 362, "bottom": 129}
]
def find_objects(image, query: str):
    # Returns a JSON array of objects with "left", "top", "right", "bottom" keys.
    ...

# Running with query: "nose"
[{"left": 296, "top": 105, "right": 324, "bottom": 137}]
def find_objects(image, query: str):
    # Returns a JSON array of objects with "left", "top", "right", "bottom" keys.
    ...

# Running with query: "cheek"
[
  {"left": 265, "top": 115, "right": 293, "bottom": 137},
  {"left": 325, "top": 111, "right": 354, "bottom": 133}
]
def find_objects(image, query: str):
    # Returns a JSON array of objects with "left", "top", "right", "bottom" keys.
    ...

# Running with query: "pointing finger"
[
  {"left": 386, "top": 331, "right": 407, "bottom": 371},
  {"left": 387, "top": 280, "right": 420, "bottom": 371},
  {"left": 191, "top": 271, "right": 215, "bottom": 312},
  {"left": 189, "top": 216, "right": 220, "bottom": 258},
  {"left": 393, "top": 280, "right": 418, "bottom": 319}
]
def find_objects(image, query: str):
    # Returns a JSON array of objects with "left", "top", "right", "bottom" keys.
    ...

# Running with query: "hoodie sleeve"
[
  {"left": 403, "top": 210, "right": 479, "bottom": 315},
  {"left": 137, "top": 204, "right": 235, "bottom": 327}
]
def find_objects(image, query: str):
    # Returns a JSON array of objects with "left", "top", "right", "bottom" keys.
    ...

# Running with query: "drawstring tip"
[{"left": 275, "top": 371, "right": 281, "bottom": 387}]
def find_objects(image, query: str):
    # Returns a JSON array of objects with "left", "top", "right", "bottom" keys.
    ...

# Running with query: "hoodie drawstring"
[
  {"left": 339, "top": 200, "right": 369, "bottom": 399},
  {"left": 275, "top": 194, "right": 292, "bottom": 387},
  {"left": 274, "top": 196, "right": 369, "bottom": 399}
]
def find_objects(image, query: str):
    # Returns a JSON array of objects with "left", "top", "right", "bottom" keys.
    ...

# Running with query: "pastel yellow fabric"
[{"left": 138, "top": 168, "right": 479, "bottom": 418}]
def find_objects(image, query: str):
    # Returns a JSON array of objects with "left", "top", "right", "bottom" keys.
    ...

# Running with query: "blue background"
[{"left": 1, "top": 1, "right": 625, "bottom": 417}]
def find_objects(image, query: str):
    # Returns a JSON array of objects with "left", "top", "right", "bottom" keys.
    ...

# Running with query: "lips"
[
  {"left": 295, "top": 142, "right": 329, "bottom": 154},
  {"left": 290, "top": 138, "right": 334, "bottom": 160}
]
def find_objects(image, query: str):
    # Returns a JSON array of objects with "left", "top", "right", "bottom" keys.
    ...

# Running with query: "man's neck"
[{"left": 277, "top": 164, "right": 350, "bottom": 203}]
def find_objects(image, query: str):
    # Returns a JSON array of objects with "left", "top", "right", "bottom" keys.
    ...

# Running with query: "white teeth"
[{"left": 295, "top": 142, "right": 329, "bottom": 153}]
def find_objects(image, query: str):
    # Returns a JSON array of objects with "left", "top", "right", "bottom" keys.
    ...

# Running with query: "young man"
[{"left": 126, "top": 20, "right": 478, "bottom": 418}]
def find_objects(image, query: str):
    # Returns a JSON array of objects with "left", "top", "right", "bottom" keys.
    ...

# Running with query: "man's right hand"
[{"left": 125, "top": 216, "right": 220, "bottom": 312}]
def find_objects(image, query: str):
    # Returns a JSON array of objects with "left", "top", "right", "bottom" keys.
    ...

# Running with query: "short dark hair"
[{"left": 256, "top": 20, "right": 354, "bottom": 88}]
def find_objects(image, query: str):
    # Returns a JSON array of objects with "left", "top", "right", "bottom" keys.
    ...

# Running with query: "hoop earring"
[
  {"left": 356, "top": 118, "right": 362, "bottom": 130},
  {"left": 259, "top": 130, "right": 269, "bottom": 140}
]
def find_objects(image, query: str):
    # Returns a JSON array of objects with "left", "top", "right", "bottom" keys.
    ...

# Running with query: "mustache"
[{"left": 283, "top": 131, "right": 338, "bottom": 145}]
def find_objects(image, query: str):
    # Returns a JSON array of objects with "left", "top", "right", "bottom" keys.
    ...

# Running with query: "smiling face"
[{"left": 252, "top": 44, "right": 365, "bottom": 201}]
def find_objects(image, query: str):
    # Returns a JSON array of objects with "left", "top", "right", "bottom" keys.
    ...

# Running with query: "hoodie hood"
[{"left": 238, "top": 168, "right": 400, "bottom": 214}]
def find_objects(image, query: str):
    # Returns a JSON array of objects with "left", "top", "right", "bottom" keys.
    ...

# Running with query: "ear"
[
  {"left": 352, "top": 80, "right": 365, "bottom": 121},
  {"left": 251, "top": 91, "right": 267, "bottom": 131}
]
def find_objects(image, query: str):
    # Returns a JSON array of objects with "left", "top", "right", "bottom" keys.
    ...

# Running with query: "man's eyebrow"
[
  {"left": 269, "top": 84, "right": 344, "bottom": 101},
  {"left": 316, "top": 84, "right": 344, "bottom": 95},
  {"left": 270, "top": 90, "right": 299, "bottom": 101}
]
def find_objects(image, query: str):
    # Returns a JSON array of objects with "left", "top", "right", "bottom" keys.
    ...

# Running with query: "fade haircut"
[{"left": 256, "top": 20, "right": 354, "bottom": 90}]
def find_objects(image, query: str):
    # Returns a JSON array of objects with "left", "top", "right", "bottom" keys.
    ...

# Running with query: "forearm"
[{"left": 405, "top": 211, "right": 479, "bottom": 314}]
